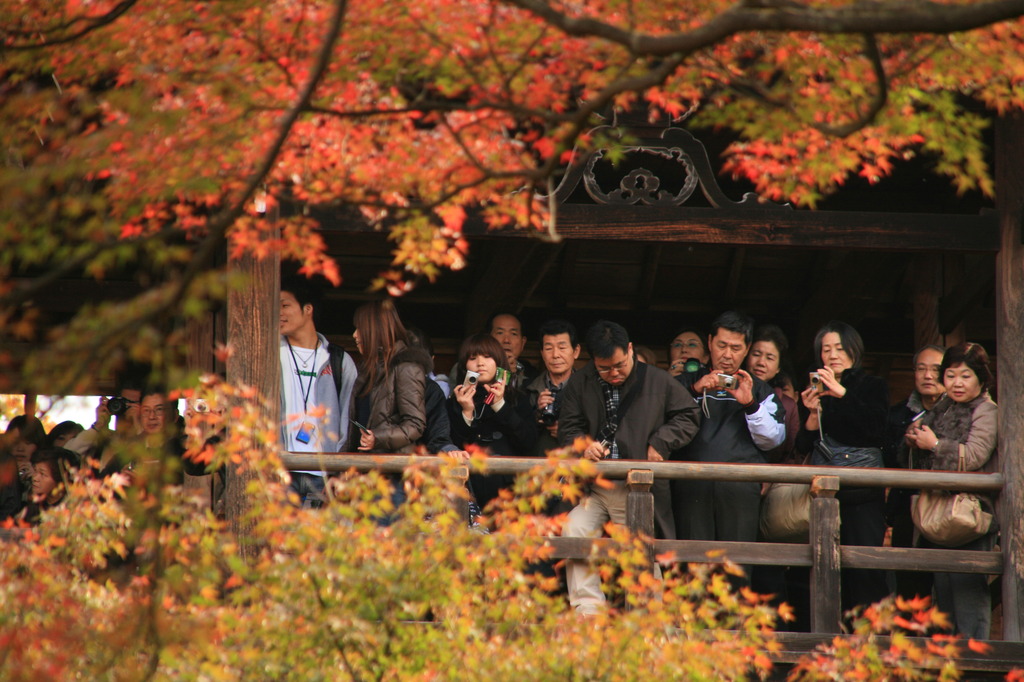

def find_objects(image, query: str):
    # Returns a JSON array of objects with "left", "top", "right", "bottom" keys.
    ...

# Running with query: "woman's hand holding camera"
[
  {"left": 453, "top": 381, "right": 477, "bottom": 420},
  {"left": 814, "top": 367, "right": 846, "bottom": 398},
  {"left": 800, "top": 386, "right": 822, "bottom": 430},
  {"left": 485, "top": 377, "right": 506, "bottom": 408}
]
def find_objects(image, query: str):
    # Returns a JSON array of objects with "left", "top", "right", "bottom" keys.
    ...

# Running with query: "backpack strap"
[{"left": 327, "top": 342, "right": 345, "bottom": 396}]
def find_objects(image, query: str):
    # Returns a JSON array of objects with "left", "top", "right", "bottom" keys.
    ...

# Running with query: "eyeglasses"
[
  {"left": 596, "top": 358, "right": 630, "bottom": 376},
  {"left": 671, "top": 341, "right": 702, "bottom": 349}
]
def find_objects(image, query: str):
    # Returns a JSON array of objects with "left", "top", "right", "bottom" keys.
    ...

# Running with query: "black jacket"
[
  {"left": 674, "top": 366, "right": 786, "bottom": 463},
  {"left": 797, "top": 367, "right": 889, "bottom": 452},
  {"left": 447, "top": 385, "right": 538, "bottom": 457}
]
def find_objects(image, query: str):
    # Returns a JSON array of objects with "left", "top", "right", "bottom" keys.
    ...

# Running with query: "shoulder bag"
[
  {"left": 809, "top": 405, "right": 883, "bottom": 468},
  {"left": 759, "top": 477, "right": 811, "bottom": 543},
  {"left": 911, "top": 444, "right": 992, "bottom": 547}
]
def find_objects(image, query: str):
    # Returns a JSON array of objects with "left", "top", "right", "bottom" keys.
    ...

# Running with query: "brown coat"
[{"left": 354, "top": 342, "right": 430, "bottom": 453}]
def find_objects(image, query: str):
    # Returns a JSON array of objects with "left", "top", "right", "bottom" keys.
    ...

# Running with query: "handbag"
[
  {"left": 759, "top": 481, "right": 811, "bottom": 543},
  {"left": 808, "top": 405, "right": 883, "bottom": 468},
  {"left": 911, "top": 445, "right": 993, "bottom": 548},
  {"left": 810, "top": 433, "right": 883, "bottom": 468}
]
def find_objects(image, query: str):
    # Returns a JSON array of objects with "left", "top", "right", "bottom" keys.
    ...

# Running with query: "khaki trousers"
[{"left": 563, "top": 481, "right": 629, "bottom": 614}]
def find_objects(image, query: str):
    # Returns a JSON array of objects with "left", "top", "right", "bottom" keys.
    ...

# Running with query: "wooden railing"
[{"left": 280, "top": 453, "right": 1006, "bottom": 636}]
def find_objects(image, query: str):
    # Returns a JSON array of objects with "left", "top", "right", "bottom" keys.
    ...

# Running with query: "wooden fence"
[{"left": 281, "top": 453, "right": 1006, "bottom": 638}]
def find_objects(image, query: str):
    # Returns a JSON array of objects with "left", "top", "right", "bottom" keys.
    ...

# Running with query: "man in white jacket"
[{"left": 279, "top": 276, "right": 357, "bottom": 508}]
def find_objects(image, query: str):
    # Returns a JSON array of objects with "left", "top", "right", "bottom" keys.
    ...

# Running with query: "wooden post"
[
  {"left": 224, "top": 249, "right": 280, "bottom": 559},
  {"left": 996, "top": 113, "right": 1024, "bottom": 641},
  {"left": 448, "top": 465, "right": 470, "bottom": 525},
  {"left": 626, "top": 469, "right": 655, "bottom": 559},
  {"left": 809, "top": 474, "right": 841, "bottom": 634}
]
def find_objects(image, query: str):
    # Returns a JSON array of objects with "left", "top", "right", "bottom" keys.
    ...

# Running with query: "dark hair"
[
  {"left": 4, "top": 415, "right": 47, "bottom": 450},
  {"left": 280, "top": 274, "right": 321, "bottom": 311},
  {"left": 354, "top": 299, "right": 411, "bottom": 395},
  {"left": 114, "top": 361, "right": 150, "bottom": 396},
  {"left": 913, "top": 344, "right": 946, "bottom": 365},
  {"left": 709, "top": 311, "right": 754, "bottom": 346},
  {"left": 538, "top": 319, "right": 578, "bottom": 348},
  {"left": 454, "top": 329, "right": 516, "bottom": 393},
  {"left": 585, "top": 320, "right": 630, "bottom": 359},
  {"left": 30, "top": 447, "right": 77, "bottom": 501},
  {"left": 405, "top": 326, "right": 436, "bottom": 373},
  {"left": 752, "top": 324, "right": 789, "bottom": 355},
  {"left": 46, "top": 421, "right": 84, "bottom": 448},
  {"left": 633, "top": 345, "right": 656, "bottom": 364},
  {"left": 487, "top": 312, "right": 522, "bottom": 334},
  {"left": 813, "top": 320, "right": 865, "bottom": 368},
  {"left": 940, "top": 342, "right": 994, "bottom": 392},
  {"left": 774, "top": 369, "right": 795, "bottom": 391},
  {"left": 456, "top": 334, "right": 511, "bottom": 381}
]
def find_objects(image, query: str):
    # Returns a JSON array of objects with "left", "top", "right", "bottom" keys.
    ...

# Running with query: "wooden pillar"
[
  {"left": 809, "top": 474, "right": 841, "bottom": 634},
  {"left": 626, "top": 468, "right": 655, "bottom": 612},
  {"left": 995, "top": 113, "right": 1024, "bottom": 641},
  {"left": 224, "top": 249, "right": 280, "bottom": 559},
  {"left": 626, "top": 469, "right": 655, "bottom": 560}
]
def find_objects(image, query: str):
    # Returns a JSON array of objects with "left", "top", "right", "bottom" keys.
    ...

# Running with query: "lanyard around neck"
[{"left": 287, "top": 338, "right": 318, "bottom": 411}]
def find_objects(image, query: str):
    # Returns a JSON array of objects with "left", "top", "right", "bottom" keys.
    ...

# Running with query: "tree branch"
[
  {"left": 503, "top": 0, "right": 1024, "bottom": 56},
  {"left": 4, "top": 0, "right": 138, "bottom": 50}
]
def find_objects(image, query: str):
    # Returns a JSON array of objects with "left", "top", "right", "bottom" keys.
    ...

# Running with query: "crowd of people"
[
  {"left": 276, "top": 276, "right": 1000, "bottom": 634},
  {"left": 0, "top": 377, "right": 213, "bottom": 524},
  {"left": 0, "top": 276, "right": 1000, "bottom": 637}
]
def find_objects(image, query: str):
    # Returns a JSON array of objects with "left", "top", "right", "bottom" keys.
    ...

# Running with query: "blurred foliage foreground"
[{"left": 0, "top": 379, "right": 994, "bottom": 681}]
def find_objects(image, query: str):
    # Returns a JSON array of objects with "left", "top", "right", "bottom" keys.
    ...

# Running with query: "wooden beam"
[
  {"left": 443, "top": 205, "right": 1001, "bottom": 252},
  {"left": 996, "top": 113, "right": 1024, "bottom": 642},
  {"left": 321, "top": 205, "right": 999, "bottom": 252}
]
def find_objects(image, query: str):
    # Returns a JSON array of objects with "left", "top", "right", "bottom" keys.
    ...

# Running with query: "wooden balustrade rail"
[
  {"left": 281, "top": 452, "right": 1008, "bottom": 636},
  {"left": 279, "top": 453, "right": 1004, "bottom": 492}
]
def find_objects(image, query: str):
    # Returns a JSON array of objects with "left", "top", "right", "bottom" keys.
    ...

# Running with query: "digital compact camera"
[
  {"left": 716, "top": 373, "right": 737, "bottom": 390},
  {"left": 809, "top": 372, "right": 822, "bottom": 392}
]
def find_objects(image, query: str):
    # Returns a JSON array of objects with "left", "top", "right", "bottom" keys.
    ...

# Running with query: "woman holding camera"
[
  {"left": 904, "top": 342, "right": 997, "bottom": 639},
  {"left": 448, "top": 333, "right": 538, "bottom": 510},
  {"left": 796, "top": 320, "right": 890, "bottom": 613}
]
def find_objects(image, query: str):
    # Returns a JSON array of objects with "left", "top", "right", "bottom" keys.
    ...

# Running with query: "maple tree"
[
  {"left": 0, "top": 384, "right": 989, "bottom": 679},
  {"left": 2, "top": 0, "right": 1024, "bottom": 393}
]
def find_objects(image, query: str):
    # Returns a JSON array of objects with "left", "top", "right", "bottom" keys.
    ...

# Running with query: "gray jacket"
[{"left": 280, "top": 332, "right": 358, "bottom": 452}]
